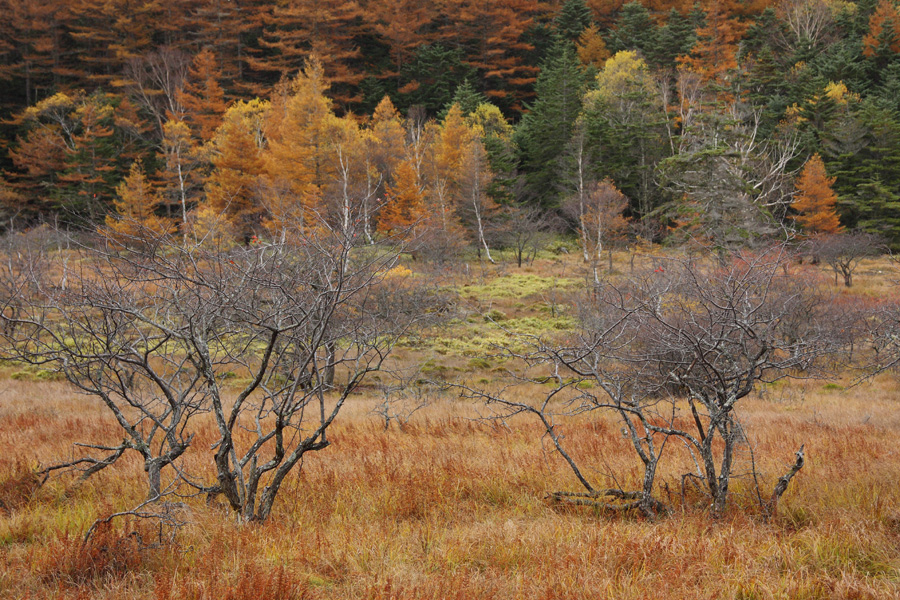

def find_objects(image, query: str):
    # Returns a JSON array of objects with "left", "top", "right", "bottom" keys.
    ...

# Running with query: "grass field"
[{"left": 1, "top": 250, "right": 899, "bottom": 599}]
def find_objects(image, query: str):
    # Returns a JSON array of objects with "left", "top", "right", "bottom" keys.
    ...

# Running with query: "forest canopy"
[{"left": 2, "top": 0, "right": 900, "bottom": 247}]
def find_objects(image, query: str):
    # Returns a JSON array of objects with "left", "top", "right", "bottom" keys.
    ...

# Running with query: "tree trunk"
[
  {"left": 145, "top": 459, "right": 162, "bottom": 501},
  {"left": 324, "top": 341, "right": 336, "bottom": 388}
]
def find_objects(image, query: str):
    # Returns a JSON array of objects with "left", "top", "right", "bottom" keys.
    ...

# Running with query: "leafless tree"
[
  {"left": 777, "top": 0, "right": 837, "bottom": 53},
  {"left": 0, "top": 230, "right": 210, "bottom": 500},
  {"left": 497, "top": 205, "right": 560, "bottom": 268},
  {"left": 371, "top": 365, "right": 437, "bottom": 431},
  {"left": 0, "top": 218, "right": 435, "bottom": 521},
  {"left": 462, "top": 247, "right": 849, "bottom": 517},
  {"left": 657, "top": 103, "right": 802, "bottom": 256},
  {"left": 808, "top": 232, "right": 882, "bottom": 287},
  {"left": 124, "top": 47, "right": 191, "bottom": 142}
]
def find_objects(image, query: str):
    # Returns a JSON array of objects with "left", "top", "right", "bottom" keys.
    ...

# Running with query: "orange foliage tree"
[
  {"left": 359, "top": 96, "right": 406, "bottom": 241},
  {"left": 205, "top": 99, "right": 268, "bottom": 239},
  {"left": 567, "top": 178, "right": 629, "bottom": 277},
  {"left": 366, "top": 96, "right": 406, "bottom": 185},
  {"left": 863, "top": 0, "right": 900, "bottom": 59},
  {"left": 2, "top": 0, "right": 70, "bottom": 106},
  {"left": 791, "top": 153, "right": 843, "bottom": 235},
  {"left": 253, "top": 0, "right": 367, "bottom": 106},
  {"left": 68, "top": 0, "right": 163, "bottom": 85},
  {"left": 679, "top": 0, "right": 745, "bottom": 83},
  {"left": 104, "top": 160, "right": 174, "bottom": 242},
  {"left": 577, "top": 24, "right": 611, "bottom": 68},
  {"left": 377, "top": 159, "right": 426, "bottom": 234},
  {"left": 365, "top": 0, "right": 437, "bottom": 86},
  {"left": 179, "top": 49, "right": 229, "bottom": 143},
  {"left": 191, "top": 0, "right": 267, "bottom": 94},
  {"left": 446, "top": 0, "right": 542, "bottom": 112},
  {"left": 261, "top": 59, "right": 337, "bottom": 232},
  {"left": 428, "top": 105, "right": 471, "bottom": 236},
  {"left": 9, "top": 91, "right": 144, "bottom": 221}
]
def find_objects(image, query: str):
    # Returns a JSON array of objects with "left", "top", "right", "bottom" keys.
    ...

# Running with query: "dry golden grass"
[{"left": 1, "top": 250, "right": 899, "bottom": 599}]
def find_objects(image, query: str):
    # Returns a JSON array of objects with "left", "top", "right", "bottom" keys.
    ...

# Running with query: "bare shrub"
[
  {"left": 807, "top": 232, "right": 882, "bottom": 287},
  {"left": 0, "top": 217, "right": 434, "bottom": 522},
  {"left": 462, "top": 246, "right": 853, "bottom": 517},
  {"left": 495, "top": 204, "right": 562, "bottom": 268},
  {"left": 371, "top": 366, "right": 437, "bottom": 431},
  {"left": 41, "top": 517, "right": 162, "bottom": 587}
]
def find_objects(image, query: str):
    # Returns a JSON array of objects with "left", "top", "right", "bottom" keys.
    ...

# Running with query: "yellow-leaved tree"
[
  {"left": 424, "top": 104, "right": 498, "bottom": 262},
  {"left": 160, "top": 119, "right": 202, "bottom": 234},
  {"left": 362, "top": 95, "right": 406, "bottom": 241},
  {"left": 104, "top": 160, "right": 174, "bottom": 244},
  {"left": 262, "top": 58, "right": 336, "bottom": 234},
  {"left": 204, "top": 98, "right": 269, "bottom": 241}
]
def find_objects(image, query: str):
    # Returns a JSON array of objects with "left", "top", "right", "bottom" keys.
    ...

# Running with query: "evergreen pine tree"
[
  {"left": 651, "top": 9, "right": 697, "bottom": 69},
  {"left": 555, "top": 0, "right": 594, "bottom": 42},
  {"left": 607, "top": 3, "right": 658, "bottom": 57},
  {"left": 514, "top": 41, "right": 590, "bottom": 206},
  {"left": 400, "top": 44, "right": 475, "bottom": 116},
  {"left": 441, "top": 79, "right": 487, "bottom": 119}
]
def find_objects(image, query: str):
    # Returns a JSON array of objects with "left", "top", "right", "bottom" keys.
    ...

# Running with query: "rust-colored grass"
[
  {"left": 2, "top": 379, "right": 899, "bottom": 598},
  {"left": 1, "top": 251, "right": 899, "bottom": 599}
]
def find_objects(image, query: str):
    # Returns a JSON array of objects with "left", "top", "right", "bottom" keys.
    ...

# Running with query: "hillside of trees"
[{"left": 2, "top": 0, "right": 900, "bottom": 248}]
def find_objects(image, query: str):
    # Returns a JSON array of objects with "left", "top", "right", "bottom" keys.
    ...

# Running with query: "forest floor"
[{"left": 1, "top": 246, "right": 900, "bottom": 599}]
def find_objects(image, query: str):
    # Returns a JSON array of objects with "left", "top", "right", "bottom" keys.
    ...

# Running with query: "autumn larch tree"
[
  {"left": 2, "top": 0, "right": 70, "bottom": 106},
  {"left": 792, "top": 153, "right": 843, "bottom": 235},
  {"left": 576, "top": 24, "right": 611, "bottom": 69},
  {"left": 9, "top": 91, "right": 144, "bottom": 225},
  {"left": 366, "top": 0, "right": 437, "bottom": 93},
  {"left": 261, "top": 59, "right": 337, "bottom": 232},
  {"left": 377, "top": 159, "right": 426, "bottom": 235},
  {"left": 252, "top": 0, "right": 367, "bottom": 107},
  {"left": 179, "top": 48, "right": 229, "bottom": 143},
  {"left": 190, "top": 0, "right": 267, "bottom": 94},
  {"left": 205, "top": 99, "right": 269, "bottom": 239},
  {"left": 680, "top": 0, "right": 746, "bottom": 84},
  {"left": 68, "top": 0, "right": 163, "bottom": 86},
  {"left": 863, "top": 0, "right": 900, "bottom": 63},
  {"left": 367, "top": 95, "right": 406, "bottom": 184},
  {"left": 430, "top": 104, "right": 471, "bottom": 234},
  {"left": 104, "top": 160, "right": 174, "bottom": 243},
  {"left": 448, "top": 0, "right": 542, "bottom": 113}
]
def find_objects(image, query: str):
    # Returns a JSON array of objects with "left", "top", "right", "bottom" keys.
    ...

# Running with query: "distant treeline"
[{"left": 2, "top": 0, "right": 900, "bottom": 247}]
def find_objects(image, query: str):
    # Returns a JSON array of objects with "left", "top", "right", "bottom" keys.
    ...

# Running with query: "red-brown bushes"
[
  {"left": 0, "top": 460, "right": 42, "bottom": 514},
  {"left": 155, "top": 565, "right": 311, "bottom": 600},
  {"left": 40, "top": 518, "right": 158, "bottom": 587}
]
